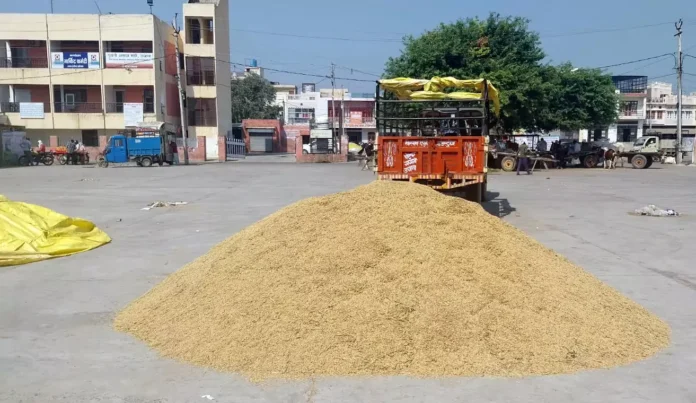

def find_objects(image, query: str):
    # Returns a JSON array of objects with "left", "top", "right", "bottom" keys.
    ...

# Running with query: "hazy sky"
[{"left": 3, "top": 0, "right": 695, "bottom": 93}]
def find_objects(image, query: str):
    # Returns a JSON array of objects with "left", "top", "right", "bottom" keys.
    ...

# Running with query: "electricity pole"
[
  {"left": 172, "top": 13, "right": 190, "bottom": 165},
  {"left": 330, "top": 63, "right": 337, "bottom": 153},
  {"left": 50, "top": 0, "right": 54, "bottom": 13},
  {"left": 676, "top": 19, "right": 683, "bottom": 165},
  {"left": 340, "top": 85, "right": 345, "bottom": 154}
]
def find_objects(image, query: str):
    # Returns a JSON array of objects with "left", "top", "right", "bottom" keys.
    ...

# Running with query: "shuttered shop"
[{"left": 249, "top": 129, "right": 274, "bottom": 152}]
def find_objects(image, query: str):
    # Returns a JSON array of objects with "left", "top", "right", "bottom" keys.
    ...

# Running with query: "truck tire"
[
  {"left": 140, "top": 157, "right": 153, "bottom": 167},
  {"left": 97, "top": 158, "right": 108, "bottom": 168},
  {"left": 501, "top": 156, "right": 516, "bottom": 172},
  {"left": 631, "top": 154, "right": 648, "bottom": 169},
  {"left": 645, "top": 158, "right": 653, "bottom": 169},
  {"left": 583, "top": 154, "right": 598, "bottom": 168}
]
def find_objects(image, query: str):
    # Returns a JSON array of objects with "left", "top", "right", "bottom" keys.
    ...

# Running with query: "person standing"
[
  {"left": 517, "top": 141, "right": 531, "bottom": 175},
  {"left": 537, "top": 137, "right": 547, "bottom": 152},
  {"left": 170, "top": 140, "right": 179, "bottom": 165}
]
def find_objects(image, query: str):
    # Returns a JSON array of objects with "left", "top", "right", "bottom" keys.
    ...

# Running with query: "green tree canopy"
[
  {"left": 384, "top": 14, "right": 618, "bottom": 132},
  {"left": 230, "top": 74, "right": 283, "bottom": 123}
]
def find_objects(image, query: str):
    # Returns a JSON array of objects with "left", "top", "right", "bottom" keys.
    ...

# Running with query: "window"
[
  {"left": 114, "top": 138, "right": 124, "bottom": 147},
  {"left": 114, "top": 90, "right": 125, "bottom": 112},
  {"left": 287, "top": 108, "right": 314, "bottom": 125},
  {"left": 186, "top": 57, "right": 215, "bottom": 86},
  {"left": 683, "top": 111, "right": 693, "bottom": 120},
  {"left": 187, "top": 98, "right": 217, "bottom": 126},
  {"left": 667, "top": 111, "right": 677, "bottom": 120},
  {"left": 82, "top": 130, "right": 99, "bottom": 147},
  {"left": 143, "top": 88, "right": 154, "bottom": 113}
]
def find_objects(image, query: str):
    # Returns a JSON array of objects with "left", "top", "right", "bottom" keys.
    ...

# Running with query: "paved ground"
[{"left": 1, "top": 162, "right": 695, "bottom": 403}]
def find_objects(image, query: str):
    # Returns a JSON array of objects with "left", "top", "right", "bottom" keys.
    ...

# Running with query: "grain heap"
[{"left": 115, "top": 181, "right": 670, "bottom": 381}]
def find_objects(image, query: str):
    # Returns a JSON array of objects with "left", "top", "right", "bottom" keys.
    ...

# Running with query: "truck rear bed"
[{"left": 377, "top": 136, "right": 487, "bottom": 190}]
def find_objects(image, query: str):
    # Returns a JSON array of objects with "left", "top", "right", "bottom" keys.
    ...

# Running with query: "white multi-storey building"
[{"left": 644, "top": 81, "right": 696, "bottom": 136}]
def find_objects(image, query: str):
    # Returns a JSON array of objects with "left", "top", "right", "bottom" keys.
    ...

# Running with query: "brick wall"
[
  {"left": 177, "top": 136, "right": 206, "bottom": 162},
  {"left": 242, "top": 119, "right": 284, "bottom": 153},
  {"left": 218, "top": 136, "right": 226, "bottom": 161},
  {"left": 295, "top": 134, "right": 349, "bottom": 163}
]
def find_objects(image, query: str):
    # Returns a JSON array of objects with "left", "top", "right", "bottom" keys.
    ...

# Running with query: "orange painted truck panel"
[{"left": 378, "top": 136, "right": 486, "bottom": 175}]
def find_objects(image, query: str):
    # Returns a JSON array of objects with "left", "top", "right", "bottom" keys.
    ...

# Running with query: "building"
[
  {"left": 182, "top": 0, "right": 231, "bottom": 160},
  {"left": 274, "top": 84, "right": 376, "bottom": 150},
  {"left": 645, "top": 81, "right": 696, "bottom": 137},
  {"left": 0, "top": 13, "right": 179, "bottom": 157},
  {"left": 609, "top": 75, "right": 648, "bottom": 143},
  {"left": 0, "top": 0, "right": 231, "bottom": 161}
]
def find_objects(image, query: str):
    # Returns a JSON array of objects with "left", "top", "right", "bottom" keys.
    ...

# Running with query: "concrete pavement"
[{"left": 1, "top": 163, "right": 695, "bottom": 402}]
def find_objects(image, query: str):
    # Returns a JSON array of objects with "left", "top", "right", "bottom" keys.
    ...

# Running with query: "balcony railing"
[
  {"left": 54, "top": 102, "right": 103, "bottom": 113},
  {"left": 618, "top": 110, "right": 645, "bottom": 119},
  {"left": 187, "top": 71, "right": 216, "bottom": 86},
  {"left": 0, "top": 57, "right": 49, "bottom": 68},
  {"left": 0, "top": 101, "right": 51, "bottom": 113},
  {"left": 105, "top": 102, "right": 155, "bottom": 113}
]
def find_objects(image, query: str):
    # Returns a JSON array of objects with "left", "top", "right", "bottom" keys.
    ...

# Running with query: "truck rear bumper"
[{"left": 377, "top": 173, "right": 485, "bottom": 190}]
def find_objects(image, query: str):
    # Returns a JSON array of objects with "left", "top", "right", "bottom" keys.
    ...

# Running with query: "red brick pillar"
[
  {"left": 341, "top": 135, "right": 349, "bottom": 156},
  {"left": 49, "top": 136, "right": 58, "bottom": 148},
  {"left": 218, "top": 136, "right": 226, "bottom": 162},
  {"left": 98, "top": 135, "right": 107, "bottom": 147}
]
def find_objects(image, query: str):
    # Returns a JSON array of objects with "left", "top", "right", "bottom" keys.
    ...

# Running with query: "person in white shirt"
[{"left": 537, "top": 138, "right": 547, "bottom": 152}]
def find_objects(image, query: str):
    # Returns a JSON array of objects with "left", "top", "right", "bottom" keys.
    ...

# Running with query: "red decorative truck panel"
[{"left": 378, "top": 136, "right": 486, "bottom": 176}]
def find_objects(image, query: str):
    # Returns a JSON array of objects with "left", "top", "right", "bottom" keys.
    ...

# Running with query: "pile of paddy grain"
[{"left": 115, "top": 181, "right": 670, "bottom": 381}]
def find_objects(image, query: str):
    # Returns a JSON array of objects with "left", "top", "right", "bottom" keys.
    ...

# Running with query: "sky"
[{"left": 3, "top": 0, "right": 696, "bottom": 93}]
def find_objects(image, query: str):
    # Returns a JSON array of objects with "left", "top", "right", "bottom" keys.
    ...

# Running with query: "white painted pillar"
[
  {"left": 608, "top": 125, "right": 618, "bottom": 143},
  {"left": 5, "top": 41, "right": 10, "bottom": 60},
  {"left": 8, "top": 85, "right": 14, "bottom": 103}
]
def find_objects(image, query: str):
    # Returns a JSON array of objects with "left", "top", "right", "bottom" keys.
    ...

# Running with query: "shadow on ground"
[{"left": 481, "top": 191, "right": 516, "bottom": 218}]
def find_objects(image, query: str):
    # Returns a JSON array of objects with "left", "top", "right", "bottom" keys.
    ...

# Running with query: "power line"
[
  {"left": 618, "top": 55, "right": 676, "bottom": 75},
  {"left": 541, "top": 21, "right": 675, "bottom": 38},
  {"left": 229, "top": 28, "right": 401, "bottom": 43},
  {"left": 593, "top": 53, "right": 675, "bottom": 70},
  {"left": 335, "top": 65, "right": 382, "bottom": 78}
]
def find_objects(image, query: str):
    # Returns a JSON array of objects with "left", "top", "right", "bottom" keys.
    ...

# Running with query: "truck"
[
  {"left": 98, "top": 134, "right": 168, "bottom": 168},
  {"left": 375, "top": 77, "right": 499, "bottom": 203},
  {"left": 97, "top": 122, "right": 179, "bottom": 168},
  {"left": 617, "top": 135, "right": 664, "bottom": 169}
]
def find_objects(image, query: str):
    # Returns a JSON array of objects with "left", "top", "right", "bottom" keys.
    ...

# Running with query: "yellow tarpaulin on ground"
[
  {"left": 379, "top": 76, "right": 501, "bottom": 116},
  {"left": 0, "top": 195, "right": 111, "bottom": 267}
]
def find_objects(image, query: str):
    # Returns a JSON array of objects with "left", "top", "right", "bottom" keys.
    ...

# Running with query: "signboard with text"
[
  {"left": 123, "top": 103, "right": 144, "bottom": 127},
  {"left": 105, "top": 52, "right": 154, "bottom": 68},
  {"left": 51, "top": 52, "right": 100, "bottom": 69},
  {"left": 19, "top": 102, "right": 45, "bottom": 119}
]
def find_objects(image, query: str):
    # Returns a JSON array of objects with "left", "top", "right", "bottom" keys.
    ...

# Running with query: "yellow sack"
[{"left": 0, "top": 195, "right": 111, "bottom": 267}]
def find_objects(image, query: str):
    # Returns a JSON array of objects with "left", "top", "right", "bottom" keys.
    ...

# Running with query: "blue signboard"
[{"left": 51, "top": 52, "right": 100, "bottom": 69}]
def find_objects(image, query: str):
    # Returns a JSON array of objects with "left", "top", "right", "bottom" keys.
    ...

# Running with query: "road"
[{"left": 1, "top": 162, "right": 695, "bottom": 402}]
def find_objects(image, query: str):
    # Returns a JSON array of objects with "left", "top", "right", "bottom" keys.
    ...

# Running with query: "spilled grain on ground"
[{"left": 115, "top": 181, "right": 670, "bottom": 381}]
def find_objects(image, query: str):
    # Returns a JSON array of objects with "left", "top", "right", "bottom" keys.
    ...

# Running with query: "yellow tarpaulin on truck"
[
  {"left": 379, "top": 76, "right": 501, "bottom": 116},
  {"left": 0, "top": 195, "right": 111, "bottom": 267}
]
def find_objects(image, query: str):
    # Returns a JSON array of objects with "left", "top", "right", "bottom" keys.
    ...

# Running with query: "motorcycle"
[{"left": 19, "top": 152, "right": 55, "bottom": 166}]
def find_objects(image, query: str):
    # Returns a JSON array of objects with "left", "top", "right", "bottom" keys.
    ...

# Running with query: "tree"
[
  {"left": 230, "top": 74, "right": 283, "bottom": 123},
  {"left": 543, "top": 64, "right": 618, "bottom": 131},
  {"left": 384, "top": 13, "right": 618, "bottom": 132}
]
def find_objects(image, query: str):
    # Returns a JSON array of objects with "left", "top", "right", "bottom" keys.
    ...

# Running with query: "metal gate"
[
  {"left": 250, "top": 135, "right": 273, "bottom": 152},
  {"left": 226, "top": 136, "right": 246, "bottom": 160}
]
